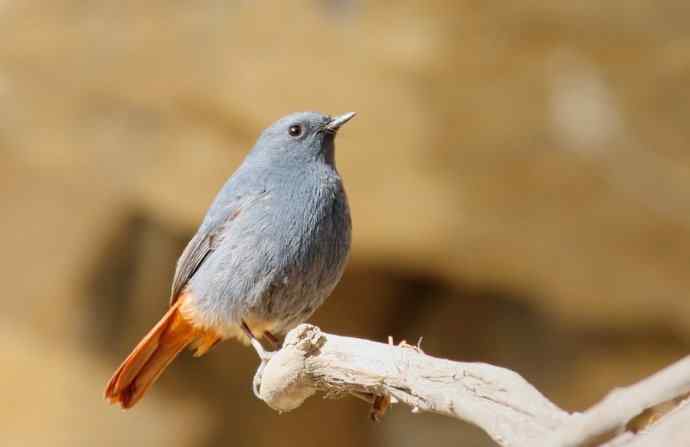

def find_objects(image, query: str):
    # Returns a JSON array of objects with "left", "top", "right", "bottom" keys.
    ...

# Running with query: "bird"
[{"left": 105, "top": 111, "right": 355, "bottom": 409}]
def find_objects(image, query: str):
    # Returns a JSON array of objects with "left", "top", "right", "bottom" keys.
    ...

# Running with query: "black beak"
[{"left": 325, "top": 112, "right": 357, "bottom": 133}]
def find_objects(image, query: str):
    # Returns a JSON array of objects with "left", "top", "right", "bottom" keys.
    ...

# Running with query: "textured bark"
[{"left": 255, "top": 325, "right": 690, "bottom": 447}]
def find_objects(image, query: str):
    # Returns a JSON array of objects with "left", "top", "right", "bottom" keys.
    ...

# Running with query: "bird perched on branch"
[{"left": 105, "top": 111, "right": 355, "bottom": 409}]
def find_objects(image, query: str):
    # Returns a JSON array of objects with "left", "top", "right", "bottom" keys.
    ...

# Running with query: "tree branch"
[
  {"left": 601, "top": 398, "right": 690, "bottom": 447},
  {"left": 254, "top": 324, "right": 690, "bottom": 447},
  {"left": 544, "top": 356, "right": 690, "bottom": 447}
]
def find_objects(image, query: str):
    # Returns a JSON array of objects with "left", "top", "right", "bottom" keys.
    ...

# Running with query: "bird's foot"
[
  {"left": 242, "top": 321, "right": 275, "bottom": 399},
  {"left": 249, "top": 336, "right": 275, "bottom": 362},
  {"left": 263, "top": 330, "right": 280, "bottom": 350},
  {"left": 252, "top": 351, "right": 274, "bottom": 399}
]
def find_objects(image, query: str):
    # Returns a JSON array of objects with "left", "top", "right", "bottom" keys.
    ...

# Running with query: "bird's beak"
[{"left": 325, "top": 112, "right": 357, "bottom": 133}]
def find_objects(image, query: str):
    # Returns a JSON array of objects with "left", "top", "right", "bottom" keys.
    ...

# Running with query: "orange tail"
[{"left": 104, "top": 295, "right": 220, "bottom": 409}]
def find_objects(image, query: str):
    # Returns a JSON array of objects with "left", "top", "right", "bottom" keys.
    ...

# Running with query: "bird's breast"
[
  {"left": 252, "top": 173, "right": 351, "bottom": 328},
  {"left": 186, "top": 168, "right": 351, "bottom": 334}
]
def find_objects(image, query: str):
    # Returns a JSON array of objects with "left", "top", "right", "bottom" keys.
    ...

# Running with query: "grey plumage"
[
  {"left": 174, "top": 111, "right": 353, "bottom": 336},
  {"left": 105, "top": 111, "right": 355, "bottom": 409}
]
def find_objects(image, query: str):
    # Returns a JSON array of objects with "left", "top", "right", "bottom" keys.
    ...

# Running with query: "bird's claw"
[
  {"left": 241, "top": 321, "right": 277, "bottom": 399},
  {"left": 251, "top": 348, "right": 274, "bottom": 399},
  {"left": 252, "top": 359, "right": 266, "bottom": 398}
]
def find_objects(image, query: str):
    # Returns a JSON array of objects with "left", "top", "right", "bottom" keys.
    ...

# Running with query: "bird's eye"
[{"left": 288, "top": 124, "right": 303, "bottom": 137}]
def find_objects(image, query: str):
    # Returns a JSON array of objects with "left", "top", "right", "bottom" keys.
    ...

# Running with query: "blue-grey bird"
[{"left": 105, "top": 111, "right": 355, "bottom": 408}]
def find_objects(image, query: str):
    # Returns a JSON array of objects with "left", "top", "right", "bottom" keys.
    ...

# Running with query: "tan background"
[{"left": 1, "top": 1, "right": 689, "bottom": 446}]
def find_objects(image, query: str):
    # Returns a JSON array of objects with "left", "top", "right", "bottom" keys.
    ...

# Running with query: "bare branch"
[
  {"left": 256, "top": 324, "right": 567, "bottom": 447},
  {"left": 253, "top": 324, "right": 690, "bottom": 447},
  {"left": 544, "top": 356, "right": 690, "bottom": 447},
  {"left": 602, "top": 398, "right": 690, "bottom": 447}
]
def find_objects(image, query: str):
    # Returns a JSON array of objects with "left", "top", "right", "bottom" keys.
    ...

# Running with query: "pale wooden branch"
[
  {"left": 544, "top": 356, "right": 690, "bottom": 447},
  {"left": 601, "top": 398, "right": 690, "bottom": 447},
  {"left": 254, "top": 324, "right": 690, "bottom": 447}
]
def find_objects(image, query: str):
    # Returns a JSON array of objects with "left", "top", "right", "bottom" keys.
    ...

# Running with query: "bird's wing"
[{"left": 169, "top": 208, "right": 240, "bottom": 305}]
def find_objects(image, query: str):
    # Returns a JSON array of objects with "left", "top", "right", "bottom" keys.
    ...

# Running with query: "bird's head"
[{"left": 251, "top": 111, "right": 356, "bottom": 167}]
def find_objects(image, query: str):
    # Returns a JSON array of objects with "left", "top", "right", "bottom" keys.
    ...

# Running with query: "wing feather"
[{"left": 169, "top": 209, "right": 240, "bottom": 304}]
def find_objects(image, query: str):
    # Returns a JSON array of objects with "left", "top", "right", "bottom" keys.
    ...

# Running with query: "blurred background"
[{"left": 1, "top": 1, "right": 689, "bottom": 446}]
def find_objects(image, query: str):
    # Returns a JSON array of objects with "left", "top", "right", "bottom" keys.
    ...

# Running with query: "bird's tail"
[{"left": 104, "top": 294, "right": 220, "bottom": 409}]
